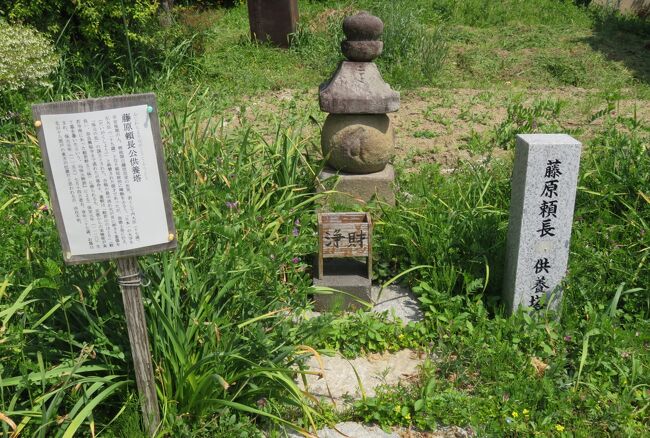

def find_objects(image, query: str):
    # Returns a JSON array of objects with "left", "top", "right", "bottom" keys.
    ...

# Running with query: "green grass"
[
  {"left": 1, "top": 0, "right": 649, "bottom": 436},
  {"left": 353, "top": 113, "right": 650, "bottom": 435}
]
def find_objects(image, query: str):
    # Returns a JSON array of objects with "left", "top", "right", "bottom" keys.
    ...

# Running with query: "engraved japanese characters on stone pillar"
[{"left": 503, "top": 134, "right": 582, "bottom": 314}]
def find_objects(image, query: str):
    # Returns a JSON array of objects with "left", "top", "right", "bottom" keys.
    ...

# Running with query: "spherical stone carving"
[
  {"left": 321, "top": 114, "right": 394, "bottom": 174},
  {"left": 343, "top": 12, "right": 383, "bottom": 41},
  {"left": 341, "top": 40, "right": 383, "bottom": 61}
]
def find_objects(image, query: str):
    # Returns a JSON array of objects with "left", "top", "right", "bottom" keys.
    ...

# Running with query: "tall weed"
[{"left": 371, "top": 1, "right": 448, "bottom": 87}]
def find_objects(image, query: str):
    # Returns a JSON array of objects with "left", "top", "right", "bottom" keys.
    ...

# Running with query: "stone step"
[
  {"left": 297, "top": 349, "right": 426, "bottom": 406},
  {"left": 306, "top": 284, "right": 423, "bottom": 326},
  {"left": 283, "top": 422, "right": 475, "bottom": 438},
  {"left": 370, "top": 284, "right": 423, "bottom": 325},
  {"left": 286, "top": 422, "right": 398, "bottom": 438}
]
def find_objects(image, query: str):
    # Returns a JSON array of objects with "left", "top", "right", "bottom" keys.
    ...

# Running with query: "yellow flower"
[
  {"left": 404, "top": 412, "right": 411, "bottom": 420},
  {"left": 512, "top": 411, "right": 519, "bottom": 418},
  {"left": 394, "top": 405, "right": 401, "bottom": 413},
  {"left": 555, "top": 424, "right": 565, "bottom": 432},
  {"left": 523, "top": 409, "right": 530, "bottom": 416}
]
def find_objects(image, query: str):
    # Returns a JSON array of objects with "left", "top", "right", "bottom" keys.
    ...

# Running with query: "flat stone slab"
[
  {"left": 283, "top": 424, "right": 475, "bottom": 438},
  {"left": 286, "top": 422, "right": 398, "bottom": 438},
  {"left": 371, "top": 284, "right": 423, "bottom": 325},
  {"left": 247, "top": 0, "right": 298, "bottom": 48},
  {"left": 298, "top": 349, "right": 424, "bottom": 405},
  {"left": 305, "top": 283, "right": 422, "bottom": 325},
  {"left": 319, "top": 62, "right": 400, "bottom": 114}
]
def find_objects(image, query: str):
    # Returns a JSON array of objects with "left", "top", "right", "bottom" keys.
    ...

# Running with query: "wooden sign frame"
[
  {"left": 32, "top": 93, "right": 176, "bottom": 265},
  {"left": 32, "top": 93, "right": 175, "bottom": 435},
  {"left": 317, "top": 212, "right": 372, "bottom": 279}
]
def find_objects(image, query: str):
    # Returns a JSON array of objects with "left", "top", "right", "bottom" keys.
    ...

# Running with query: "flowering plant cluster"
[{"left": 0, "top": 23, "right": 58, "bottom": 91}]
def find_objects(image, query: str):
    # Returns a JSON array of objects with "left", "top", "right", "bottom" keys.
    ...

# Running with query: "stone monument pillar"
[
  {"left": 247, "top": 0, "right": 298, "bottom": 48},
  {"left": 503, "top": 134, "right": 582, "bottom": 314},
  {"left": 317, "top": 12, "right": 400, "bottom": 206}
]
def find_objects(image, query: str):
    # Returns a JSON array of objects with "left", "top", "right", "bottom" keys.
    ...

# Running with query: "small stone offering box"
[
  {"left": 318, "top": 212, "right": 372, "bottom": 278},
  {"left": 314, "top": 212, "right": 373, "bottom": 311}
]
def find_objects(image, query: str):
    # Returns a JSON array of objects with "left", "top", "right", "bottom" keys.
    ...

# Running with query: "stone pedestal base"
[
  {"left": 313, "top": 258, "right": 371, "bottom": 311},
  {"left": 316, "top": 165, "right": 395, "bottom": 207}
]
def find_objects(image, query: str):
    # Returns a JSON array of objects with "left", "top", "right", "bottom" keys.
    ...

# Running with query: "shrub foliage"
[
  {"left": 2, "top": 0, "right": 161, "bottom": 80},
  {"left": 0, "top": 22, "right": 58, "bottom": 91}
]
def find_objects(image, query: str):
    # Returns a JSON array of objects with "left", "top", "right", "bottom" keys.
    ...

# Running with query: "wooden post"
[
  {"left": 116, "top": 256, "right": 160, "bottom": 437},
  {"left": 318, "top": 214, "right": 324, "bottom": 279},
  {"left": 367, "top": 214, "right": 373, "bottom": 280}
]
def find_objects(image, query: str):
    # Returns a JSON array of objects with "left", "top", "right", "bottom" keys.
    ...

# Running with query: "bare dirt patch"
[{"left": 205, "top": 86, "right": 649, "bottom": 171}]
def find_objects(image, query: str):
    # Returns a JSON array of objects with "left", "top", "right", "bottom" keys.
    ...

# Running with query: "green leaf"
[
  {"left": 62, "top": 381, "right": 127, "bottom": 438},
  {"left": 424, "top": 378, "right": 436, "bottom": 397}
]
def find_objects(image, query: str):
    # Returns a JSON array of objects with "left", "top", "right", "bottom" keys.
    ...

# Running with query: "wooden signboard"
[
  {"left": 32, "top": 93, "right": 175, "bottom": 436},
  {"left": 317, "top": 212, "right": 372, "bottom": 279},
  {"left": 32, "top": 93, "right": 176, "bottom": 264}
]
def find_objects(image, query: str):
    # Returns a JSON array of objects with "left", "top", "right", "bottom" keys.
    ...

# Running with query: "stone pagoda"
[{"left": 318, "top": 11, "right": 400, "bottom": 206}]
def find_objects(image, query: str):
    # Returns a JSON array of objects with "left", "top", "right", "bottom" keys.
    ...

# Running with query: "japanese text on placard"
[
  {"left": 41, "top": 104, "right": 169, "bottom": 257},
  {"left": 324, "top": 228, "right": 367, "bottom": 249}
]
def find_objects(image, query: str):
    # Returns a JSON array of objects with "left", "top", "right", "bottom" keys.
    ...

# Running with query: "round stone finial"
[
  {"left": 341, "top": 12, "right": 384, "bottom": 62},
  {"left": 341, "top": 40, "right": 383, "bottom": 62},
  {"left": 342, "top": 12, "right": 383, "bottom": 41}
]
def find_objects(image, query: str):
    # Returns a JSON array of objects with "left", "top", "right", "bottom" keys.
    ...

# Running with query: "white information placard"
[{"left": 33, "top": 94, "right": 176, "bottom": 264}]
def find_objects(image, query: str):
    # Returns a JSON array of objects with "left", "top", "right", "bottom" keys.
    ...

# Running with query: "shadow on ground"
[{"left": 585, "top": 7, "right": 650, "bottom": 85}]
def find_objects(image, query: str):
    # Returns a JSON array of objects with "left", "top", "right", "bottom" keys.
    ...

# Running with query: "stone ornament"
[
  {"left": 343, "top": 12, "right": 383, "bottom": 41},
  {"left": 341, "top": 11, "right": 384, "bottom": 62},
  {"left": 319, "top": 11, "right": 400, "bottom": 174},
  {"left": 341, "top": 40, "right": 383, "bottom": 62}
]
